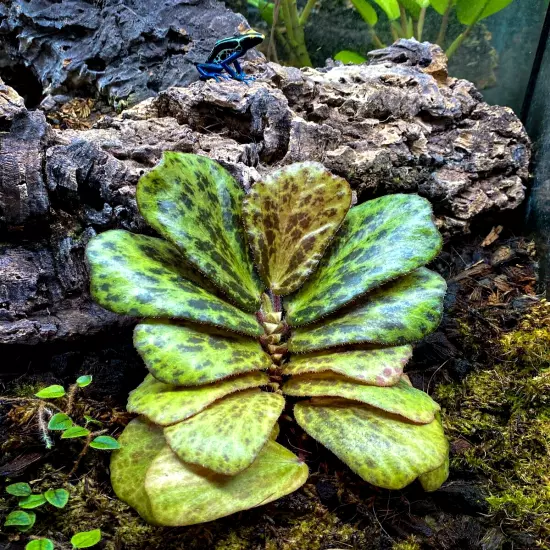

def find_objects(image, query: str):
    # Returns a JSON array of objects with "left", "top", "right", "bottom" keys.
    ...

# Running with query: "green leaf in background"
[
  {"left": 164, "top": 389, "right": 284, "bottom": 475},
  {"left": 86, "top": 230, "right": 261, "bottom": 337},
  {"left": 334, "top": 50, "right": 367, "bottom": 64},
  {"left": 76, "top": 375, "right": 92, "bottom": 388},
  {"left": 26, "top": 539, "right": 54, "bottom": 550},
  {"left": 283, "top": 375, "right": 440, "bottom": 423},
  {"left": 110, "top": 418, "right": 164, "bottom": 524},
  {"left": 48, "top": 413, "right": 73, "bottom": 431},
  {"left": 289, "top": 268, "right": 446, "bottom": 352},
  {"left": 134, "top": 321, "right": 271, "bottom": 386},
  {"left": 71, "top": 529, "right": 102, "bottom": 548},
  {"left": 18, "top": 494, "right": 47, "bottom": 509},
  {"left": 137, "top": 152, "right": 263, "bottom": 311},
  {"left": 286, "top": 195, "right": 442, "bottom": 327},
  {"left": 350, "top": 0, "right": 378, "bottom": 25},
  {"left": 127, "top": 372, "right": 269, "bottom": 426},
  {"left": 248, "top": 0, "right": 275, "bottom": 25},
  {"left": 4, "top": 510, "right": 34, "bottom": 527},
  {"left": 6, "top": 482, "right": 32, "bottom": 497},
  {"left": 44, "top": 488, "right": 69, "bottom": 508},
  {"left": 295, "top": 397, "right": 448, "bottom": 489},
  {"left": 456, "top": 0, "right": 514, "bottom": 25},
  {"left": 282, "top": 346, "right": 412, "bottom": 385},
  {"left": 430, "top": 0, "right": 449, "bottom": 14},
  {"left": 144, "top": 440, "right": 308, "bottom": 526},
  {"left": 84, "top": 415, "right": 103, "bottom": 427},
  {"left": 399, "top": 0, "right": 421, "bottom": 17},
  {"left": 61, "top": 426, "right": 90, "bottom": 439},
  {"left": 35, "top": 385, "right": 65, "bottom": 399},
  {"left": 242, "top": 162, "right": 352, "bottom": 296},
  {"left": 371, "top": 0, "right": 400, "bottom": 19},
  {"left": 90, "top": 436, "right": 121, "bottom": 450},
  {"left": 419, "top": 456, "right": 449, "bottom": 491}
]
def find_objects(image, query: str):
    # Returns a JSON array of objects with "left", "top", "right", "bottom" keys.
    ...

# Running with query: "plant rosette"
[{"left": 86, "top": 152, "right": 448, "bottom": 526}]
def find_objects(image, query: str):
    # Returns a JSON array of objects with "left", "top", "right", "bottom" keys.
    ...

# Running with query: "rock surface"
[
  {"left": 0, "top": 0, "right": 248, "bottom": 108},
  {"left": 0, "top": 40, "right": 531, "bottom": 345}
]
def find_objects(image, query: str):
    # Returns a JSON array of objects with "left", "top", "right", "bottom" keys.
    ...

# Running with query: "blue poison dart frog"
[{"left": 194, "top": 29, "right": 265, "bottom": 83}]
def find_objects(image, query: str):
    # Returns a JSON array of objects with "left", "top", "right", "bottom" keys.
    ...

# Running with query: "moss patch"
[{"left": 436, "top": 300, "right": 550, "bottom": 544}]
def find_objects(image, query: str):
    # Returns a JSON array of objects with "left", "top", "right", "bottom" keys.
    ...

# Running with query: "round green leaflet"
[{"left": 85, "top": 153, "right": 449, "bottom": 526}]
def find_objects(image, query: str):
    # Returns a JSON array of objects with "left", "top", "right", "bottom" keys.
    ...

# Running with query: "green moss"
[
  {"left": 436, "top": 301, "right": 550, "bottom": 542},
  {"left": 392, "top": 536, "right": 421, "bottom": 550},
  {"left": 276, "top": 506, "right": 367, "bottom": 550}
]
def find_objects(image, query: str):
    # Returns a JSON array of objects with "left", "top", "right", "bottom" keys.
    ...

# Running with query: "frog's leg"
[
  {"left": 195, "top": 63, "right": 230, "bottom": 82},
  {"left": 220, "top": 53, "right": 254, "bottom": 83},
  {"left": 233, "top": 60, "right": 255, "bottom": 82}
]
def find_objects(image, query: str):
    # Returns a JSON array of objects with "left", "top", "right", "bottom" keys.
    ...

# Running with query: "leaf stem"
[
  {"left": 417, "top": 7, "right": 426, "bottom": 41},
  {"left": 299, "top": 0, "right": 317, "bottom": 27},
  {"left": 371, "top": 29, "right": 385, "bottom": 49},
  {"left": 436, "top": 0, "right": 454, "bottom": 45},
  {"left": 445, "top": 0, "right": 490, "bottom": 59},
  {"left": 399, "top": 4, "right": 408, "bottom": 36},
  {"left": 68, "top": 429, "right": 108, "bottom": 477}
]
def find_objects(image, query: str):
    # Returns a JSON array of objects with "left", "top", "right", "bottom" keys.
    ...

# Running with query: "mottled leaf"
[
  {"left": 70, "top": 529, "right": 102, "bottom": 548},
  {"left": 137, "top": 152, "right": 263, "bottom": 311},
  {"left": 295, "top": 398, "right": 448, "bottom": 489},
  {"left": 110, "top": 418, "right": 164, "bottom": 524},
  {"left": 134, "top": 320, "right": 270, "bottom": 386},
  {"left": 127, "top": 372, "right": 269, "bottom": 426},
  {"left": 6, "top": 482, "right": 32, "bottom": 497},
  {"left": 48, "top": 413, "right": 73, "bottom": 431},
  {"left": 17, "top": 511, "right": 36, "bottom": 533},
  {"left": 90, "top": 436, "right": 121, "bottom": 450},
  {"left": 164, "top": 389, "right": 285, "bottom": 475},
  {"left": 86, "top": 230, "right": 261, "bottom": 336},
  {"left": 282, "top": 346, "right": 411, "bottom": 385},
  {"left": 284, "top": 375, "right": 439, "bottom": 423},
  {"left": 145, "top": 440, "right": 308, "bottom": 526},
  {"left": 285, "top": 195, "right": 442, "bottom": 326},
  {"left": 242, "top": 162, "right": 352, "bottom": 296},
  {"left": 44, "top": 488, "right": 69, "bottom": 508},
  {"left": 419, "top": 456, "right": 449, "bottom": 491},
  {"left": 289, "top": 268, "right": 446, "bottom": 352}
]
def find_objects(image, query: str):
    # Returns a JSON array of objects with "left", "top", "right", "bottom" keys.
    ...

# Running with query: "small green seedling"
[
  {"left": 26, "top": 539, "right": 54, "bottom": 550},
  {"left": 71, "top": 529, "right": 102, "bottom": 548},
  {"left": 6, "top": 482, "right": 32, "bottom": 497},
  {"left": 44, "top": 488, "right": 69, "bottom": 509},
  {"left": 34, "top": 385, "right": 65, "bottom": 399}
]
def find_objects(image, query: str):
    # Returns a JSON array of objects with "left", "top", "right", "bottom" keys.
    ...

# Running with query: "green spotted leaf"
[
  {"left": 134, "top": 320, "right": 271, "bottom": 386},
  {"left": 285, "top": 195, "right": 442, "bottom": 326},
  {"left": 419, "top": 456, "right": 449, "bottom": 491},
  {"left": 127, "top": 372, "right": 269, "bottom": 426},
  {"left": 86, "top": 230, "right": 261, "bottom": 337},
  {"left": 144, "top": 440, "right": 308, "bottom": 526},
  {"left": 242, "top": 162, "right": 352, "bottom": 296},
  {"left": 295, "top": 398, "right": 448, "bottom": 490},
  {"left": 289, "top": 268, "right": 446, "bottom": 352},
  {"left": 282, "top": 346, "right": 411, "bottom": 385},
  {"left": 110, "top": 418, "right": 164, "bottom": 524},
  {"left": 164, "top": 389, "right": 285, "bottom": 475},
  {"left": 284, "top": 375, "right": 439, "bottom": 423},
  {"left": 137, "top": 152, "right": 263, "bottom": 311}
]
